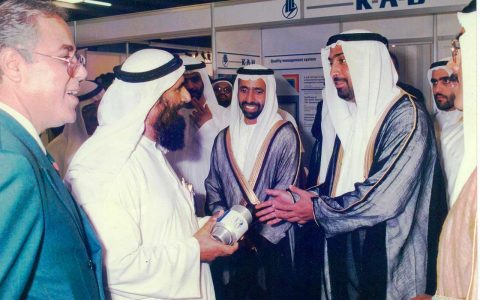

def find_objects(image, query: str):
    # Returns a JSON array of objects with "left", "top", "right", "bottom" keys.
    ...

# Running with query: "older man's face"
[
  {"left": 22, "top": 15, "right": 87, "bottom": 130},
  {"left": 328, "top": 45, "right": 355, "bottom": 102}
]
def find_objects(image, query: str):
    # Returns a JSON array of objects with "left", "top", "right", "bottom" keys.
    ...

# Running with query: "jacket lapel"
[{"left": 0, "top": 111, "right": 85, "bottom": 238}]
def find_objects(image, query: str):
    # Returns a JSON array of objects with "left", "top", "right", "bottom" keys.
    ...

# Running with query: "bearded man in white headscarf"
[
  {"left": 166, "top": 57, "right": 228, "bottom": 216},
  {"left": 205, "top": 64, "right": 301, "bottom": 300},
  {"left": 257, "top": 31, "right": 448, "bottom": 299},
  {"left": 65, "top": 49, "right": 237, "bottom": 300},
  {"left": 427, "top": 58, "right": 464, "bottom": 206},
  {"left": 47, "top": 80, "right": 104, "bottom": 177}
]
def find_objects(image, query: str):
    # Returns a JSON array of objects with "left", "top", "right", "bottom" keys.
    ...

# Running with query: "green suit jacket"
[{"left": 0, "top": 110, "right": 104, "bottom": 299}]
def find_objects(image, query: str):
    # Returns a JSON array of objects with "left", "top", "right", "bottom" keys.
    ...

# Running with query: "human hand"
[
  {"left": 194, "top": 213, "right": 238, "bottom": 262},
  {"left": 256, "top": 185, "right": 315, "bottom": 225},
  {"left": 190, "top": 97, "right": 212, "bottom": 128}
]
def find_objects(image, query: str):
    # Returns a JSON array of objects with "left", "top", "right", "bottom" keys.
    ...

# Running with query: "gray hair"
[{"left": 0, "top": 0, "right": 67, "bottom": 79}]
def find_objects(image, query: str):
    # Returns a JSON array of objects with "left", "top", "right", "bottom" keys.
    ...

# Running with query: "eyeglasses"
[
  {"left": 451, "top": 39, "right": 461, "bottom": 63},
  {"left": 214, "top": 87, "right": 232, "bottom": 94},
  {"left": 17, "top": 48, "right": 86, "bottom": 78}
]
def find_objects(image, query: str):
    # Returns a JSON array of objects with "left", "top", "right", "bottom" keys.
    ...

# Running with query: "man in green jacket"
[{"left": 0, "top": 1, "right": 104, "bottom": 298}]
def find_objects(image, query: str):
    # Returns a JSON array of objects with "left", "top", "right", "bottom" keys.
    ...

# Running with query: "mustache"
[{"left": 434, "top": 93, "right": 447, "bottom": 99}]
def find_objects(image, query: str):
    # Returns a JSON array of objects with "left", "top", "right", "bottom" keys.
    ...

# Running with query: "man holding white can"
[{"left": 205, "top": 64, "right": 301, "bottom": 300}]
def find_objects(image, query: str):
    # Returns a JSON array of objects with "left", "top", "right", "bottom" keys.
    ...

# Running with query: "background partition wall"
[{"left": 71, "top": 0, "right": 468, "bottom": 158}]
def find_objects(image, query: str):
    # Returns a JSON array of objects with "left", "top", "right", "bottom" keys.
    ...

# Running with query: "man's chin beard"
[
  {"left": 218, "top": 100, "right": 231, "bottom": 108},
  {"left": 336, "top": 88, "right": 354, "bottom": 102},
  {"left": 154, "top": 109, "right": 186, "bottom": 151},
  {"left": 240, "top": 103, "right": 263, "bottom": 120},
  {"left": 435, "top": 95, "right": 455, "bottom": 111}
]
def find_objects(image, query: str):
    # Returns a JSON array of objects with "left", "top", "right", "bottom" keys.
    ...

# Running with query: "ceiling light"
[{"left": 84, "top": 0, "right": 112, "bottom": 6}]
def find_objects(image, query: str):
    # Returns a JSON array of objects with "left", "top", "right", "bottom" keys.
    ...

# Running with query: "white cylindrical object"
[{"left": 211, "top": 205, "right": 252, "bottom": 245}]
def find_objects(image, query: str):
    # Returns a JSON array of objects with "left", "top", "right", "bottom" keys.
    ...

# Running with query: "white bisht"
[{"left": 65, "top": 49, "right": 215, "bottom": 300}]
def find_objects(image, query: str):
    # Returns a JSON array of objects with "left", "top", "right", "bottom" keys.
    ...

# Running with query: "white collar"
[{"left": 0, "top": 102, "right": 46, "bottom": 154}]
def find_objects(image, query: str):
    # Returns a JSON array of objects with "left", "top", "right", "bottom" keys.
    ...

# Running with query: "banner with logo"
[
  {"left": 304, "top": 0, "right": 468, "bottom": 18},
  {"left": 216, "top": 52, "right": 261, "bottom": 71}
]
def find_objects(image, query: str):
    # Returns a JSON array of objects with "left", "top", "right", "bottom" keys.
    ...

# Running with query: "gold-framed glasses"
[
  {"left": 17, "top": 48, "right": 86, "bottom": 77},
  {"left": 451, "top": 39, "right": 461, "bottom": 63}
]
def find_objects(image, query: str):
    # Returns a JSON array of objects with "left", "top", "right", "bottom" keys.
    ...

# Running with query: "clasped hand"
[{"left": 255, "top": 185, "right": 316, "bottom": 225}]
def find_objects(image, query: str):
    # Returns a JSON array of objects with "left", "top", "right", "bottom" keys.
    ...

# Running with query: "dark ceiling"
[{"left": 55, "top": 0, "right": 229, "bottom": 22}]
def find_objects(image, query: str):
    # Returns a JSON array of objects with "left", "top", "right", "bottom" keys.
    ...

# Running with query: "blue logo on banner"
[{"left": 282, "top": 0, "right": 298, "bottom": 19}]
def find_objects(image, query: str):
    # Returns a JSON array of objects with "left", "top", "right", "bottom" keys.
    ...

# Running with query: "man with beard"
[
  {"left": 47, "top": 80, "right": 105, "bottom": 177},
  {"left": 428, "top": 58, "right": 463, "bottom": 206},
  {"left": 212, "top": 78, "right": 233, "bottom": 107},
  {"left": 65, "top": 49, "right": 237, "bottom": 299},
  {"left": 256, "top": 31, "right": 447, "bottom": 299},
  {"left": 205, "top": 64, "right": 301, "bottom": 300},
  {"left": 166, "top": 57, "right": 228, "bottom": 216}
]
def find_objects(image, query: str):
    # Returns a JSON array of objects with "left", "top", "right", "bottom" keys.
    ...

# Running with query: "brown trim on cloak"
[{"left": 225, "top": 119, "right": 297, "bottom": 206}]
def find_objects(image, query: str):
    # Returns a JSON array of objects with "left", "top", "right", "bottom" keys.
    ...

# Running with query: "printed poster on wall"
[{"left": 263, "top": 52, "right": 324, "bottom": 159}]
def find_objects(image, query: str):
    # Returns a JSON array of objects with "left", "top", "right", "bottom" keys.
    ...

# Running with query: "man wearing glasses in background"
[
  {"left": 0, "top": 1, "right": 104, "bottom": 299},
  {"left": 212, "top": 78, "right": 234, "bottom": 107}
]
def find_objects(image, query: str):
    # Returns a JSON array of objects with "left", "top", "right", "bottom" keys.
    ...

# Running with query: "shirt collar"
[{"left": 0, "top": 102, "right": 46, "bottom": 154}]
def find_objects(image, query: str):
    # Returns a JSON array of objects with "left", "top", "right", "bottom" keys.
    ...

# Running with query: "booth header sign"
[{"left": 304, "top": 0, "right": 469, "bottom": 18}]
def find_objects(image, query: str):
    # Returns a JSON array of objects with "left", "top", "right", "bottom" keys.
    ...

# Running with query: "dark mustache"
[{"left": 434, "top": 93, "right": 447, "bottom": 99}]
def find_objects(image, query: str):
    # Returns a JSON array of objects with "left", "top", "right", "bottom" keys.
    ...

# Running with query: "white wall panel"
[
  {"left": 74, "top": 6, "right": 211, "bottom": 46},
  {"left": 214, "top": 0, "right": 300, "bottom": 28},
  {"left": 343, "top": 16, "right": 433, "bottom": 39},
  {"left": 216, "top": 30, "right": 262, "bottom": 54},
  {"left": 262, "top": 23, "right": 340, "bottom": 56},
  {"left": 437, "top": 13, "right": 463, "bottom": 37}
]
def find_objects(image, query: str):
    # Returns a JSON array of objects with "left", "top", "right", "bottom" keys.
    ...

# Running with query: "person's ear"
[{"left": 0, "top": 48, "right": 23, "bottom": 83}]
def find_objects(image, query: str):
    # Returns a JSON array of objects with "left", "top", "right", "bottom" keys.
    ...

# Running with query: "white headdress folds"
[
  {"left": 66, "top": 49, "right": 185, "bottom": 205},
  {"left": 229, "top": 64, "right": 282, "bottom": 178},
  {"left": 47, "top": 80, "right": 104, "bottom": 177},
  {"left": 320, "top": 30, "right": 401, "bottom": 196},
  {"left": 451, "top": 8, "right": 477, "bottom": 201}
]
